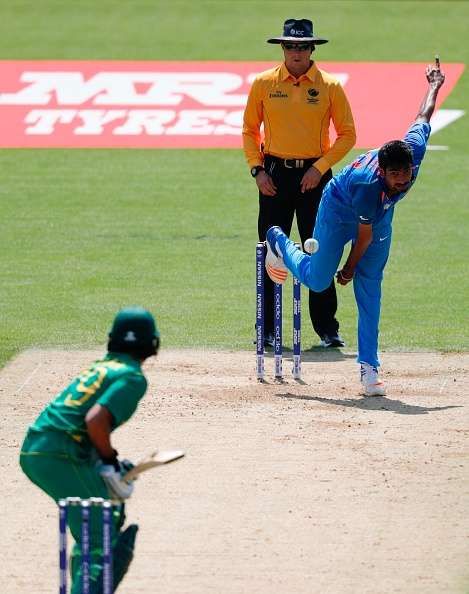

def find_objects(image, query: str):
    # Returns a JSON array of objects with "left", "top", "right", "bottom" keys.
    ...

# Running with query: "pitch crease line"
[{"left": 15, "top": 362, "right": 42, "bottom": 394}]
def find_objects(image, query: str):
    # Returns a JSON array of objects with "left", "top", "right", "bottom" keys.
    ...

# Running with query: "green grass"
[
  {"left": 0, "top": 1, "right": 468, "bottom": 62},
  {"left": 0, "top": 1, "right": 468, "bottom": 366}
]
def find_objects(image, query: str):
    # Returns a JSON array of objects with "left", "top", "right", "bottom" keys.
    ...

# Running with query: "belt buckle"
[
  {"left": 284, "top": 159, "right": 293, "bottom": 169},
  {"left": 296, "top": 159, "right": 304, "bottom": 168}
]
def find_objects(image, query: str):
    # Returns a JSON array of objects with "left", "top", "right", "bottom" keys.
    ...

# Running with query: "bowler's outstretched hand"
[{"left": 426, "top": 55, "right": 445, "bottom": 89}]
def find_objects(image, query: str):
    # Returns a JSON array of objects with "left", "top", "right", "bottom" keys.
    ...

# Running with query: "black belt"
[{"left": 265, "top": 154, "right": 318, "bottom": 169}]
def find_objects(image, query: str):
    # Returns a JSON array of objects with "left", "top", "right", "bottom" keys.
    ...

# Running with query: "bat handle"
[{"left": 435, "top": 54, "right": 440, "bottom": 69}]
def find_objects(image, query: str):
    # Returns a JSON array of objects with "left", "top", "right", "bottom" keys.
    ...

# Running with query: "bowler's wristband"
[{"left": 339, "top": 269, "right": 354, "bottom": 282}]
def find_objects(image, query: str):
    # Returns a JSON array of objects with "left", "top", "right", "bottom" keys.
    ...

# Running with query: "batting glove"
[
  {"left": 98, "top": 451, "right": 136, "bottom": 500},
  {"left": 99, "top": 464, "right": 135, "bottom": 500}
]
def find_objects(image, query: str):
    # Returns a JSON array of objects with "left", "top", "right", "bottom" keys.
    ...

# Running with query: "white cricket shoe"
[
  {"left": 360, "top": 363, "right": 386, "bottom": 396},
  {"left": 265, "top": 239, "right": 288, "bottom": 285}
]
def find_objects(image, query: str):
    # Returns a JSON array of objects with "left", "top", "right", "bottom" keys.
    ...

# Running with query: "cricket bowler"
[
  {"left": 265, "top": 60, "right": 445, "bottom": 395},
  {"left": 19, "top": 306, "right": 160, "bottom": 594}
]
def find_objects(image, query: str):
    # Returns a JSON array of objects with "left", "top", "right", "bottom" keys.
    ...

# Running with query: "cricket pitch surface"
[{"left": 1, "top": 349, "right": 468, "bottom": 594}]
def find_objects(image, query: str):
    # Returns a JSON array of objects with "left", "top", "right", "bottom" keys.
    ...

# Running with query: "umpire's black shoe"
[
  {"left": 264, "top": 332, "right": 275, "bottom": 348},
  {"left": 253, "top": 329, "right": 275, "bottom": 348},
  {"left": 320, "top": 333, "right": 345, "bottom": 348}
]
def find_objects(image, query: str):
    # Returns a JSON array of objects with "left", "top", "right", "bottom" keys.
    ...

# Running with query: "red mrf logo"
[{"left": 0, "top": 61, "right": 464, "bottom": 148}]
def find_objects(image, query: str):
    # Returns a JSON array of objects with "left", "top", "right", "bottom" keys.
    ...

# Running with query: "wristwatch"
[{"left": 250, "top": 166, "right": 265, "bottom": 178}]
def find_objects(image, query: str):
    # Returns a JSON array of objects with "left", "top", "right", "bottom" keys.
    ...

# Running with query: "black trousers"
[{"left": 258, "top": 155, "right": 339, "bottom": 340}]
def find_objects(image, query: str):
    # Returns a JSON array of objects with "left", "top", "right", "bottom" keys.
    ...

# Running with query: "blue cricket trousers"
[{"left": 276, "top": 190, "right": 394, "bottom": 368}]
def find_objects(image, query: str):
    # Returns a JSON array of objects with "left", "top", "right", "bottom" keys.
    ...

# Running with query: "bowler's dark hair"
[{"left": 378, "top": 140, "right": 413, "bottom": 170}]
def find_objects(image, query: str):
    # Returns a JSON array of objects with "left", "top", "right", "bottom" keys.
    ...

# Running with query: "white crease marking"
[
  {"left": 15, "top": 362, "right": 42, "bottom": 394},
  {"left": 439, "top": 378, "right": 448, "bottom": 394}
]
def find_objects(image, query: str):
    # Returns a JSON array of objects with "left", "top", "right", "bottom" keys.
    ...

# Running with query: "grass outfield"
[{"left": 0, "top": 1, "right": 468, "bottom": 366}]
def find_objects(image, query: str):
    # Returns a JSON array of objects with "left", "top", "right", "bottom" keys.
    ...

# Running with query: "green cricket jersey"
[{"left": 28, "top": 352, "right": 147, "bottom": 453}]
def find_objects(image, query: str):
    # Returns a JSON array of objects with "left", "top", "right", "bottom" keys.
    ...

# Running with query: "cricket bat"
[{"left": 123, "top": 449, "right": 185, "bottom": 482}]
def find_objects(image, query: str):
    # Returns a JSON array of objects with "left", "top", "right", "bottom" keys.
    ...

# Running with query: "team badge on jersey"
[{"left": 306, "top": 88, "right": 319, "bottom": 104}]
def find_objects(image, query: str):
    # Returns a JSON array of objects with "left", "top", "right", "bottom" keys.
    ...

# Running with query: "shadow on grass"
[{"left": 277, "top": 393, "right": 462, "bottom": 415}]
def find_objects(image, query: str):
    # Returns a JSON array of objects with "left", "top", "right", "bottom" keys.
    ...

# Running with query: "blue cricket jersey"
[{"left": 326, "top": 122, "right": 431, "bottom": 225}]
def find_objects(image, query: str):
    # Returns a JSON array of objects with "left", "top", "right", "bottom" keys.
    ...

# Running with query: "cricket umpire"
[{"left": 243, "top": 18, "right": 356, "bottom": 347}]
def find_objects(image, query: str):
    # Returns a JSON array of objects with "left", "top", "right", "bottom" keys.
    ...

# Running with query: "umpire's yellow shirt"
[{"left": 242, "top": 62, "right": 356, "bottom": 175}]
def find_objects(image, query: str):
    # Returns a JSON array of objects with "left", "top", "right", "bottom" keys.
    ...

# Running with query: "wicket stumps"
[
  {"left": 293, "top": 275, "right": 301, "bottom": 379},
  {"left": 59, "top": 497, "right": 113, "bottom": 594},
  {"left": 256, "top": 242, "right": 301, "bottom": 381}
]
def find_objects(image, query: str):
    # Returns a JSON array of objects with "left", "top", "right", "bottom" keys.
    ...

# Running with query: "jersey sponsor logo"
[
  {"left": 0, "top": 61, "right": 464, "bottom": 148},
  {"left": 353, "top": 153, "right": 376, "bottom": 170},
  {"left": 359, "top": 215, "right": 370, "bottom": 222},
  {"left": 379, "top": 234, "right": 391, "bottom": 241},
  {"left": 269, "top": 89, "right": 288, "bottom": 98}
]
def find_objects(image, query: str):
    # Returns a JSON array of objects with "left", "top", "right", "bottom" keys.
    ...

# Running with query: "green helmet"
[{"left": 108, "top": 307, "right": 160, "bottom": 359}]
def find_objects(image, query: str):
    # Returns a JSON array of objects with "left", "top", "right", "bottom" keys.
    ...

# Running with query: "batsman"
[
  {"left": 19, "top": 307, "right": 160, "bottom": 594},
  {"left": 265, "top": 60, "right": 445, "bottom": 395}
]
